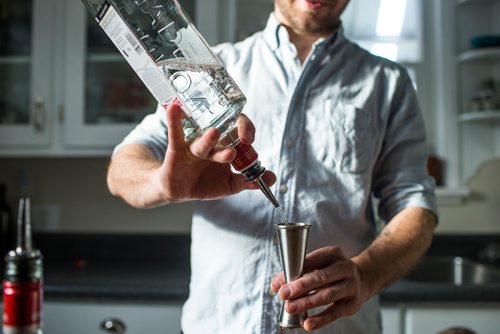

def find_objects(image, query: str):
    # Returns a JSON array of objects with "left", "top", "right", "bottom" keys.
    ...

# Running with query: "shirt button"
[
  {"left": 286, "top": 139, "right": 294, "bottom": 149},
  {"left": 279, "top": 185, "right": 288, "bottom": 193}
]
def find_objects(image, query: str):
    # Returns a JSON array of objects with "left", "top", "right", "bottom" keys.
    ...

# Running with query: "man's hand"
[
  {"left": 156, "top": 103, "right": 276, "bottom": 202},
  {"left": 107, "top": 103, "right": 276, "bottom": 208},
  {"left": 270, "top": 246, "right": 366, "bottom": 331},
  {"left": 269, "top": 208, "right": 436, "bottom": 331}
]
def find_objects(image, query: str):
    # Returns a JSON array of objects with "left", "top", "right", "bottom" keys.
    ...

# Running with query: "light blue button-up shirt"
[{"left": 116, "top": 14, "right": 437, "bottom": 334}]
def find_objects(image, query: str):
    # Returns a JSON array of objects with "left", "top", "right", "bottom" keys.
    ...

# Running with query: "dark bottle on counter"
[
  {"left": 1, "top": 184, "right": 13, "bottom": 261},
  {"left": 2, "top": 198, "right": 44, "bottom": 334}
]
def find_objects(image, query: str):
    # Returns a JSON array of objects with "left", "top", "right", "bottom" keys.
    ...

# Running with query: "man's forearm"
[
  {"left": 353, "top": 207, "right": 437, "bottom": 301},
  {"left": 107, "top": 144, "right": 168, "bottom": 208}
]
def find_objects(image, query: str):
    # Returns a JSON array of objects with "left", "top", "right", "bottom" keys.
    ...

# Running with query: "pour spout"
[
  {"left": 15, "top": 197, "right": 32, "bottom": 255},
  {"left": 255, "top": 176, "right": 280, "bottom": 208}
]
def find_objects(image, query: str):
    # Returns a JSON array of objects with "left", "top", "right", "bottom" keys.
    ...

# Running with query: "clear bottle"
[{"left": 81, "top": 0, "right": 282, "bottom": 210}]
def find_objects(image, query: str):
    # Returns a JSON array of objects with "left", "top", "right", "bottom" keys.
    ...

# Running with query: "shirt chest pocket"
[{"left": 311, "top": 100, "right": 376, "bottom": 174}]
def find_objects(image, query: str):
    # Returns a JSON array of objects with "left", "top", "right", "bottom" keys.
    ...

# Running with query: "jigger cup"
[{"left": 275, "top": 222, "right": 311, "bottom": 329}]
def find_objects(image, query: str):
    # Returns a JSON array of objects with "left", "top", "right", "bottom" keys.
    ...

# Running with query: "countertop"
[{"left": 2, "top": 233, "right": 500, "bottom": 304}]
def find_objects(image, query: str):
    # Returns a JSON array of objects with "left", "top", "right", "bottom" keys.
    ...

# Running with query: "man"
[{"left": 107, "top": 0, "right": 438, "bottom": 333}]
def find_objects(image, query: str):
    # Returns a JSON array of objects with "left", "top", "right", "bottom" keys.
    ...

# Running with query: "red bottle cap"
[{"left": 231, "top": 141, "right": 258, "bottom": 172}]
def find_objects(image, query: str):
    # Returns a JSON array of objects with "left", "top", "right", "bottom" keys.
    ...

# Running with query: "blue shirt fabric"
[{"left": 115, "top": 14, "right": 437, "bottom": 334}]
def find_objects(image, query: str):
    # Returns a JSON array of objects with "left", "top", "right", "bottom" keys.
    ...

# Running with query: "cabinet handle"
[
  {"left": 32, "top": 97, "right": 46, "bottom": 132},
  {"left": 99, "top": 317, "right": 127, "bottom": 333}
]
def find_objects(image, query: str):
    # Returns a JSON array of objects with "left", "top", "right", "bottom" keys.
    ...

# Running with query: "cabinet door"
[
  {"left": 43, "top": 301, "right": 182, "bottom": 334},
  {"left": 0, "top": 0, "right": 54, "bottom": 148},
  {"left": 62, "top": 0, "right": 195, "bottom": 150},
  {"left": 405, "top": 306, "right": 500, "bottom": 334},
  {"left": 62, "top": 1, "right": 157, "bottom": 149}
]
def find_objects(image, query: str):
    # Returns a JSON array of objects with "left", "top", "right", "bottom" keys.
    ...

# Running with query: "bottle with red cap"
[{"left": 2, "top": 198, "right": 43, "bottom": 334}]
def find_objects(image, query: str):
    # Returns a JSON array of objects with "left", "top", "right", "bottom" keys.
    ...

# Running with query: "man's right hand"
[{"left": 107, "top": 103, "right": 276, "bottom": 208}]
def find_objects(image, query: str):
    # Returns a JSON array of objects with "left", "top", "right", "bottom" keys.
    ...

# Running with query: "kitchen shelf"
[
  {"left": 459, "top": 111, "right": 500, "bottom": 122},
  {"left": 435, "top": 186, "right": 471, "bottom": 206},
  {"left": 0, "top": 56, "right": 31, "bottom": 65},
  {"left": 457, "top": 48, "right": 500, "bottom": 63}
]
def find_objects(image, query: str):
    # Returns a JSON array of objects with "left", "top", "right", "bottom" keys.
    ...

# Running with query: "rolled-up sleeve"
[
  {"left": 372, "top": 70, "right": 438, "bottom": 223},
  {"left": 112, "top": 104, "right": 168, "bottom": 161}
]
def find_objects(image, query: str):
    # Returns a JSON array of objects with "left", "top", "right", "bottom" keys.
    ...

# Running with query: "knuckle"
[
  {"left": 295, "top": 279, "right": 307, "bottom": 293},
  {"left": 344, "top": 259, "right": 356, "bottom": 273},
  {"left": 326, "top": 245, "right": 345, "bottom": 257},
  {"left": 335, "top": 246, "right": 346, "bottom": 257},
  {"left": 323, "top": 287, "right": 337, "bottom": 303},
  {"left": 325, "top": 245, "right": 338, "bottom": 253},
  {"left": 303, "top": 297, "right": 315, "bottom": 310},
  {"left": 313, "top": 269, "right": 330, "bottom": 285}
]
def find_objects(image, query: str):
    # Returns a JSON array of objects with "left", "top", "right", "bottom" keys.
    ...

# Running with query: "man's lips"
[{"left": 303, "top": 0, "right": 330, "bottom": 10}]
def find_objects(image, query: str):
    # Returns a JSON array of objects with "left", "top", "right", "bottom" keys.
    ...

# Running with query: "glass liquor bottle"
[{"left": 81, "top": 0, "right": 281, "bottom": 209}]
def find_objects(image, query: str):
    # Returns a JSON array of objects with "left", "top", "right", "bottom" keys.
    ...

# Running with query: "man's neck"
[{"left": 287, "top": 30, "right": 319, "bottom": 64}]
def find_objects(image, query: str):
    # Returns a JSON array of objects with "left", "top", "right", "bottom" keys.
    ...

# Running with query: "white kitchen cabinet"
[
  {"left": 0, "top": 0, "right": 54, "bottom": 148},
  {"left": 0, "top": 0, "right": 198, "bottom": 157},
  {"left": 60, "top": 0, "right": 158, "bottom": 150},
  {"left": 405, "top": 304, "right": 500, "bottom": 334},
  {"left": 43, "top": 301, "right": 182, "bottom": 334}
]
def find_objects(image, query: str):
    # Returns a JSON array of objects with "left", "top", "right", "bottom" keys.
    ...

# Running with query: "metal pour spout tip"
[
  {"left": 255, "top": 177, "right": 279, "bottom": 208},
  {"left": 254, "top": 177, "right": 289, "bottom": 224},
  {"left": 16, "top": 197, "right": 33, "bottom": 254}
]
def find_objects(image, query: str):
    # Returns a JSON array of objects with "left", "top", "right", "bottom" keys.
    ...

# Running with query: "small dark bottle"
[
  {"left": 2, "top": 198, "right": 44, "bottom": 334},
  {"left": 0, "top": 184, "right": 13, "bottom": 262}
]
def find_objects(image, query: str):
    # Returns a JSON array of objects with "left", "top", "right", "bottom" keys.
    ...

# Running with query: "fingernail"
[
  {"left": 270, "top": 281, "right": 280, "bottom": 292},
  {"left": 279, "top": 286, "right": 291, "bottom": 299},
  {"left": 306, "top": 320, "right": 316, "bottom": 330}
]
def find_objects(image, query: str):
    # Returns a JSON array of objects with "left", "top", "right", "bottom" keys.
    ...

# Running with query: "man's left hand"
[{"left": 270, "top": 246, "right": 368, "bottom": 331}]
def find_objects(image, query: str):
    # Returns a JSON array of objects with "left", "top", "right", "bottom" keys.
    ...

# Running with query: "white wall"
[
  {"left": 1, "top": 157, "right": 500, "bottom": 235},
  {"left": 0, "top": 158, "right": 193, "bottom": 234},
  {"left": 436, "top": 158, "right": 500, "bottom": 234}
]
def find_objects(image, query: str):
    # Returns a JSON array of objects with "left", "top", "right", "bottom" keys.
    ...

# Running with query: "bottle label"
[
  {"left": 231, "top": 142, "right": 258, "bottom": 172},
  {"left": 95, "top": 2, "right": 175, "bottom": 105},
  {"left": 2, "top": 281, "right": 43, "bottom": 329}
]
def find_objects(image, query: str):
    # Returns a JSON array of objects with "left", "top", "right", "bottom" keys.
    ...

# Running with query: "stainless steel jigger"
[{"left": 275, "top": 222, "right": 311, "bottom": 329}]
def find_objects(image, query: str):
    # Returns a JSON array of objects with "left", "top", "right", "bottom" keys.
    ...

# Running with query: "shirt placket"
[
  {"left": 261, "top": 42, "right": 330, "bottom": 334},
  {"left": 277, "top": 43, "right": 328, "bottom": 223}
]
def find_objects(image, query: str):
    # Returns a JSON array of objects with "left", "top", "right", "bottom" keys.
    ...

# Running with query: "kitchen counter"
[
  {"left": 382, "top": 279, "right": 500, "bottom": 303},
  {"left": 42, "top": 260, "right": 189, "bottom": 302},
  {"left": 2, "top": 233, "right": 500, "bottom": 304},
  {"left": 1, "top": 233, "right": 191, "bottom": 303},
  {"left": 39, "top": 263, "right": 500, "bottom": 304}
]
